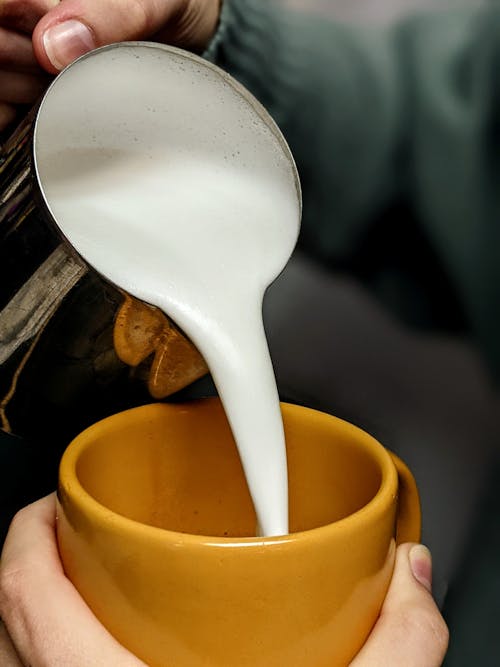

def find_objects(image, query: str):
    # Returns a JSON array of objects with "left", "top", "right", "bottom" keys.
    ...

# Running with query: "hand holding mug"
[
  {"left": 0, "top": 495, "right": 448, "bottom": 666},
  {"left": 0, "top": 494, "right": 145, "bottom": 667},
  {"left": 0, "top": 400, "right": 449, "bottom": 665}
]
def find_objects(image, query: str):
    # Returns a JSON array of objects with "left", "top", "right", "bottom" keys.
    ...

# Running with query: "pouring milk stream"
[{"left": 34, "top": 43, "right": 301, "bottom": 537}]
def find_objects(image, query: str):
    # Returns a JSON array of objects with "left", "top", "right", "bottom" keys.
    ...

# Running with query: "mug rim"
[{"left": 58, "top": 398, "right": 398, "bottom": 548}]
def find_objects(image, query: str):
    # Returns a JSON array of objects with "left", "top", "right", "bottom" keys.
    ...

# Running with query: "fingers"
[
  {"left": 0, "top": 621, "right": 23, "bottom": 667},
  {"left": 0, "top": 0, "right": 59, "bottom": 34},
  {"left": 0, "top": 28, "right": 39, "bottom": 72},
  {"left": 32, "top": 0, "right": 185, "bottom": 73},
  {"left": 2, "top": 0, "right": 220, "bottom": 131},
  {"left": 0, "top": 102, "right": 17, "bottom": 131},
  {"left": 351, "top": 543, "right": 449, "bottom": 667},
  {"left": 0, "top": 494, "right": 147, "bottom": 667},
  {"left": 0, "top": 501, "right": 449, "bottom": 667},
  {"left": 0, "top": 18, "right": 50, "bottom": 133},
  {"left": 0, "top": 66, "right": 48, "bottom": 131},
  {"left": 0, "top": 70, "right": 48, "bottom": 103},
  {"left": 32, "top": 0, "right": 221, "bottom": 73}
]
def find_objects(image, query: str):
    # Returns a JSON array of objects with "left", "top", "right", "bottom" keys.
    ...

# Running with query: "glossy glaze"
[{"left": 57, "top": 398, "right": 420, "bottom": 666}]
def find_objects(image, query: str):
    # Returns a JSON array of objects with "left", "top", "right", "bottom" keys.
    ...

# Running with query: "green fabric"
[{"left": 206, "top": 0, "right": 500, "bottom": 382}]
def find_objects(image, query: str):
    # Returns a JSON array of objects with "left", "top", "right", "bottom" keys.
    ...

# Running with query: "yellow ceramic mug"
[{"left": 57, "top": 398, "right": 420, "bottom": 666}]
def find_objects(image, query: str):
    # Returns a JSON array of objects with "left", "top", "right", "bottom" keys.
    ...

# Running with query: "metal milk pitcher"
[
  {"left": 0, "top": 40, "right": 300, "bottom": 456},
  {"left": 0, "top": 107, "right": 208, "bottom": 445}
]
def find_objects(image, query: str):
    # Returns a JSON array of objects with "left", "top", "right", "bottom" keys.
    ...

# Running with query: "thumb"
[
  {"left": 350, "top": 543, "right": 449, "bottom": 667},
  {"left": 32, "top": 0, "right": 219, "bottom": 74}
]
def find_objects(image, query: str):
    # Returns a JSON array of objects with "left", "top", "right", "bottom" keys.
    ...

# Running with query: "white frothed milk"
[{"left": 34, "top": 44, "right": 301, "bottom": 536}]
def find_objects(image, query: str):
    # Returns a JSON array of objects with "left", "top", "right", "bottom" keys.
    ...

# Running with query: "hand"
[
  {"left": 0, "top": 0, "right": 54, "bottom": 131},
  {"left": 0, "top": 494, "right": 146, "bottom": 666},
  {"left": 0, "top": 0, "right": 221, "bottom": 132},
  {"left": 0, "top": 496, "right": 449, "bottom": 666},
  {"left": 351, "top": 542, "right": 449, "bottom": 666},
  {"left": 32, "top": 0, "right": 221, "bottom": 73}
]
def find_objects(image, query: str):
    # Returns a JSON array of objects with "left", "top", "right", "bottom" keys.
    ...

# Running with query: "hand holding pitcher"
[
  {"left": 0, "top": 0, "right": 221, "bottom": 131},
  {"left": 0, "top": 0, "right": 53, "bottom": 130}
]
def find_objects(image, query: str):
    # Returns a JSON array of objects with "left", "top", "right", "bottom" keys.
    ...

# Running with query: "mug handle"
[{"left": 388, "top": 452, "right": 422, "bottom": 544}]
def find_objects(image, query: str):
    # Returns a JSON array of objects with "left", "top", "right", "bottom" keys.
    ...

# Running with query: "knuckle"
[
  {"left": 8, "top": 506, "right": 30, "bottom": 533},
  {"left": 429, "top": 612, "right": 450, "bottom": 656},
  {"left": 0, "top": 564, "right": 28, "bottom": 618},
  {"left": 400, "top": 605, "right": 449, "bottom": 658},
  {"left": 0, "top": 510, "right": 32, "bottom": 614},
  {"left": 126, "top": 0, "right": 157, "bottom": 37}
]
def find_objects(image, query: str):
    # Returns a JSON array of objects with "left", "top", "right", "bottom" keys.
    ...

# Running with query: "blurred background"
[
  {"left": 268, "top": 0, "right": 499, "bottom": 665},
  {"left": 280, "top": 0, "right": 484, "bottom": 23}
]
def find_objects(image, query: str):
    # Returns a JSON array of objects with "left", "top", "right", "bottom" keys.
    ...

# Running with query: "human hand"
[
  {"left": 0, "top": 495, "right": 449, "bottom": 666},
  {"left": 32, "top": 0, "right": 221, "bottom": 74},
  {"left": 0, "top": 0, "right": 221, "bottom": 132},
  {"left": 351, "top": 542, "right": 449, "bottom": 666},
  {"left": 0, "top": 494, "right": 147, "bottom": 666},
  {"left": 0, "top": 0, "right": 54, "bottom": 131}
]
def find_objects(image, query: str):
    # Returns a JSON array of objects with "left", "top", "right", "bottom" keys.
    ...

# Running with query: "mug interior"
[{"left": 67, "top": 399, "right": 387, "bottom": 537}]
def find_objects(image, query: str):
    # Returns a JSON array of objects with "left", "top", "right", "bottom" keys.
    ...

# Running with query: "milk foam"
[{"left": 34, "top": 44, "right": 301, "bottom": 536}]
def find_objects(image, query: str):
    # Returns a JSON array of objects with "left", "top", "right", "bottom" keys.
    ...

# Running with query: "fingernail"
[
  {"left": 43, "top": 20, "right": 95, "bottom": 71},
  {"left": 409, "top": 544, "right": 433, "bottom": 592}
]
